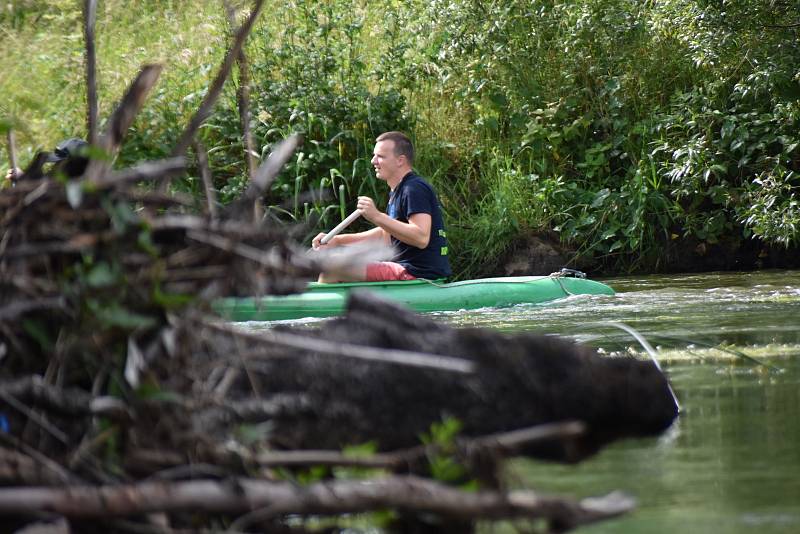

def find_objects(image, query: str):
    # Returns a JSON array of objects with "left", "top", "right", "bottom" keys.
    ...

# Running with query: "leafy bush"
[
  {"left": 410, "top": 0, "right": 800, "bottom": 273},
  {"left": 197, "top": 0, "right": 413, "bottom": 231},
  {"left": 3, "top": 0, "right": 798, "bottom": 276}
]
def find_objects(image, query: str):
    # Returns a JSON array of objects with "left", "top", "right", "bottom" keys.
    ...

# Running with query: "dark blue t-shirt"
[{"left": 387, "top": 172, "right": 451, "bottom": 279}]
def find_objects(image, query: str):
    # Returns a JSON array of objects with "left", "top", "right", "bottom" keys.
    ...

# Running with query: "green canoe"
[{"left": 214, "top": 273, "right": 615, "bottom": 322}]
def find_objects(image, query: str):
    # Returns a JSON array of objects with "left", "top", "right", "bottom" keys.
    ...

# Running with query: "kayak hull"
[{"left": 214, "top": 275, "right": 615, "bottom": 322}]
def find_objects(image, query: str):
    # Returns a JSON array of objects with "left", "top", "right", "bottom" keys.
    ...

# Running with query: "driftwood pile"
[{"left": 1, "top": 1, "right": 678, "bottom": 533}]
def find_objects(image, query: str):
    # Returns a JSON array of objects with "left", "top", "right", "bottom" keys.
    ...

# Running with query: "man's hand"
[
  {"left": 356, "top": 196, "right": 381, "bottom": 223},
  {"left": 312, "top": 232, "right": 331, "bottom": 250},
  {"left": 3, "top": 167, "right": 22, "bottom": 186}
]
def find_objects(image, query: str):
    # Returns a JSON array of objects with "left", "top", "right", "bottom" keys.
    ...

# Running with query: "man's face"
[{"left": 371, "top": 140, "right": 404, "bottom": 182}]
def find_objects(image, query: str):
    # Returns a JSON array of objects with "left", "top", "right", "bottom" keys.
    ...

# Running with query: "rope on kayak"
[
  {"left": 418, "top": 278, "right": 449, "bottom": 288},
  {"left": 548, "top": 268, "right": 588, "bottom": 296},
  {"left": 550, "top": 275, "right": 571, "bottom": 295},
  {"left": 419, "top": 268, "right": 587, "bottom": 295}
]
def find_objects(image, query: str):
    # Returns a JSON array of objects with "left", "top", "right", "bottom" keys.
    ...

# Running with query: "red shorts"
[{"left": 365, "top": 262, "right": 416, "bottom": 282}]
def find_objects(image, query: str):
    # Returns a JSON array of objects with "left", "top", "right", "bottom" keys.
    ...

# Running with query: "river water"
[{"left": 429, "top": 270, "right": 800, "bottom": 534}]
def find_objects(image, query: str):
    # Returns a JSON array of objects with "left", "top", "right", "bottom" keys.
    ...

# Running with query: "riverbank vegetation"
[{"left": 2, "top": 0, "right": 799, "bottom": 277}]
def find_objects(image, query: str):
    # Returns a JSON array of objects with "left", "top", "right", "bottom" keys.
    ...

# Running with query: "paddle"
[
  {"left": 6, "top": 129, "right": 19, "bottom": 182},
  {"left": 320, "top": 209, "right": 361, "bottom": 245}
]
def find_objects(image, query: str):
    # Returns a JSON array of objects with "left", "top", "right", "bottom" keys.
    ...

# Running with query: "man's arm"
[
  {"left": 357, "top": 196, "right": 431, "bottom": 249},
  {"left": 312, "top": 226, "right": 386, "bottom": 249}
]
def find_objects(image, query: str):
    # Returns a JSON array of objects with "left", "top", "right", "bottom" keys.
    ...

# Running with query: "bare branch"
[
  {"left": 83, "top": 0, "right": 99, "bottom": 145},
  {"left": 250, "top": 421, "right": 586, "bottom": 469},
  {"left": 0, "top": 297, "right": 67, "bottom": 322},
  {"left": 248, "top": 134, "right": 302, "bottom": 200},
  {"left": 223, "top": 1, "right": 257, "bottom": 181},
  {"left": 0, "top": 377, "right": 130, "bottom": 420},
  {"left": 6, "top": 129, "right": 19, "bottom": 175},
  {"left": 0, "top": 389, "right": 69, "bottom": 445},
  {"left": 97, "top": 157, "right": 186, "bottom": 188},
  {"left": 222, "top": 134, "right": 302, "bottom": 219},
  {"left": 84, "top": 64, "right": 164, "bottom": 182},
  {"left": 224, "top": 1, "right": 260, "bottom": 222},
  {"left": 201, "top": 316, "right": 476, "bottom": 374},
  {"left": 470, "top": 420, "right": 587, "bottom": 455},
  {"left": 0, "top": 476, "right": 635, "bottom": 530},
  {"left": 168, "top": 0, "right": 266, "bottom": 164},
  {"left": 0, "top": 446, "right": 72, "bottom": 486},
  {"left": 192, "top": 140, "right": 218, "bottom": 219}
]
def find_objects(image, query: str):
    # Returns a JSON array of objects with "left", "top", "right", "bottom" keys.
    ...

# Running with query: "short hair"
[{"left": 376, "top": 131, "right": 414, "bottom": 164}]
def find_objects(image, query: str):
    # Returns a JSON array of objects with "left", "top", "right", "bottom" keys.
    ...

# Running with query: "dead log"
[{"left": 223, "top": 292, "right": 679, "bottom": 462}]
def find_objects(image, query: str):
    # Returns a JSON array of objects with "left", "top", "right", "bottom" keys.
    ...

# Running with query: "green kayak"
[{"left": 214, "top": 273, "right": 615, "bottom": 322}]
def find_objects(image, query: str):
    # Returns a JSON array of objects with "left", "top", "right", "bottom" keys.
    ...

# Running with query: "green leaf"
[
  {"left": 591, "top": 188, "right": 611, "bottom": 208},
  {"left": 88, "top": 300, "right": 157, "bottom": 330},
  {"left": 86, "top": 262, "right": 117, "bottom": 288},
  {"left": 235, "top": 422, "right": 274, "bottom": 445},
  {"left": 22, "top": 319, "right": 54, "bottom": 352},
  {"left": 152, "top": 284, "right": 194, "bottom": 309},
  {"left": 137, "top": 229, "right": 159, "bottom": 257},
  {"left": 135, "top": 382, "right": 183, "bottom": 403},
  {"left": 600, "top": 227, "right": 619, "bottom": 240},
  {"left": 342, "top": 441, "right": 378, "bottom": 458}
]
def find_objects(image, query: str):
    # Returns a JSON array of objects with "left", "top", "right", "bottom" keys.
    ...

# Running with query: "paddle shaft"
[
  {"left": 6, "top": 130, "right": 18, "bottom": 171},
  {"left": 321, "top": 209, "right": 361, "bottom": 245}
]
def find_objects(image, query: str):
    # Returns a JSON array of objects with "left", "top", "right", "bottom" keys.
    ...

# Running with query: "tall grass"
[{"left": 0, "top": 0, "right": 226, "bottom": 163}]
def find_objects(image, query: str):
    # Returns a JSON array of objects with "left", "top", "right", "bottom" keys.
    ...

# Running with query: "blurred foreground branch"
[{"left": 0, "top": 476, "right": 634, "bottom": 531}]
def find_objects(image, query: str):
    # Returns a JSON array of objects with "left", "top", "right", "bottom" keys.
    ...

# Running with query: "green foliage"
[
  {"left": 0, "top": 1, "right": 227, "bottom": 166},
  {"left": 3, "top": 0, "right": 798, "bottom": 276},
  {"left": 199, "top": 0, "right": 413, "bottom": 233},
  {"left": 738, "top": 170, "right": 800, "bottom": 247},
  {"left": 414, "top": 0, "right": 800, "bottom": 272},
  {"left": 420, "top": 417, "right": 474, "bottom": 486}
]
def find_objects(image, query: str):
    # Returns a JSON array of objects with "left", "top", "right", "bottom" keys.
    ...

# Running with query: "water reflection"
[{"left": 512, "top": 359, "right": 800, "bottom": 534}]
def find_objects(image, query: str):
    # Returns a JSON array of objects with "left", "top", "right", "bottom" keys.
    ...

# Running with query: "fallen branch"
[
  {"left": 0, "top": 376, "right": 129, "bottom": 420},
  {"left": 201, "top": 316, "right": 476, "bottom": 373},
  {"left": 0, "top": 475, "right": 635, "bottom": 531},
  {"left": 250, "top": 421, "right": 586, "bottom": 469},
  {"left": 0, "top": 446, "right": 74, "bottom": 486}
]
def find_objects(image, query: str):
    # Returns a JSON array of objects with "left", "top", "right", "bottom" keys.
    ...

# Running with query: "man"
[{"left": 312, "top": 131, "right": 451, "bottom": 282}]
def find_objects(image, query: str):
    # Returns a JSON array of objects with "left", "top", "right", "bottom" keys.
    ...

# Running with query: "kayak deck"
[{"left": 214, "top": 275, "right": 615, "bottom": 322}]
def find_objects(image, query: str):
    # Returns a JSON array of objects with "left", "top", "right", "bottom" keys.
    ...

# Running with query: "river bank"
[{"left": 499, "top": 233, "right": 800, "bottom": 278}]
